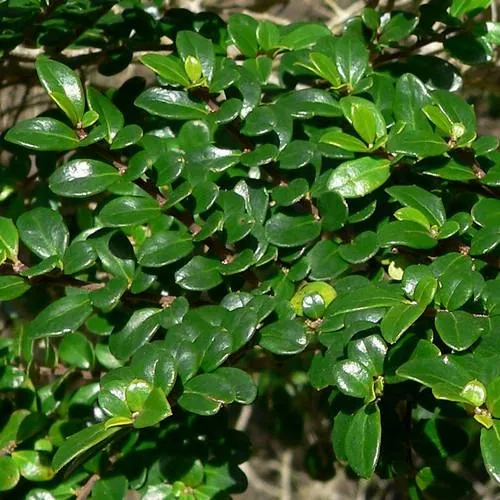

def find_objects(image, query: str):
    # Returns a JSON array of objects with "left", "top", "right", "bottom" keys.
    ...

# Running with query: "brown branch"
[{"left": 76, "top": 473, "right": 100, "bottom": 500}]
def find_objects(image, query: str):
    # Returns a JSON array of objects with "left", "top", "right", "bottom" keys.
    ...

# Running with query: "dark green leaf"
[
  {"left": 345, "top": 404, "right": 381, "bottom": 478},
  {"left": 5, "top": 118, "right": 80, "bottom": 151},
  {"left": 49, "top": 159, "right": 120, "bottom": 198},
  {"left": 17, "top": 207, "right": 68, "bottom": 259},
  {"left": 175, "top": 256, "right": 222, "bottom": 291},
  {"left": 98, "top": 196, "right": 161, "bottom": 227},
  {"left": 259, "top": 320, "right": 307, "bottom": 355},
  {"left": 328, "top": 157, "right": 391, "bottom": 198},
  {"left": 27, "top": 294, "right": 92, "bottom": 339}
]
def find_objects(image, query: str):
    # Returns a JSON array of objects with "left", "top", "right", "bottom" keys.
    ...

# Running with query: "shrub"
[{"left": 1, "top": 0, "right": 500, "bottom": 497}]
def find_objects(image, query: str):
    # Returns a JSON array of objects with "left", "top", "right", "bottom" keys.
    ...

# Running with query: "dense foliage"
[{"left": 1, "top": 0, "right": 500, "bottom": 497}]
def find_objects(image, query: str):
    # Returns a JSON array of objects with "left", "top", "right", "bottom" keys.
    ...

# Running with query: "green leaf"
[
  {"left": 378, "top": 221, "right": 437, "bottom": 250},
  {"left": 110, "top": 124, "right": 143, "bottom": 150},
  {"left": 335, "top": 31, "right": 369, "bottom": 87},
  {"left": 177, "top": 31, "right": 215, "bottom": 81},
  {"left": 470, "top": 227, "right": 500, "bottom": 255},
  {"left": 91, "top": 477, "right": 128, "bottom": 500},
  {"left": 0, "top": 456, "right": 20, "bottom": 491},
  {"left": 432, "top": 90, "right": 476, "bottom": 146},
  {"left": 480, "top": 421, "right": 500, "bottom": 483},
  {"left": 59, "top": 332, "right": 94, "bottom": 369},
  {"left": 338, "top": 231, "right": 378, "bottom": 264},
  {"left": 397, "top": 355, "right": 471, "bottom": 403},
  {"left": 386, "top": 185, "right": 446, "bottom": 227},
  {"left": 35, "top": 56, "right": 85, "bottom": 125},
  {"left": 318, "top": 192, "right": 348, "bottom": 231},
  {"left": 347, "top": 335, "right": 387, "bottom": 376},
  {"left": 98, "top": 196, "right": 161, "bottom": 227},
  {"left": 297, "top": 52, "right": 342, "bottom": 87},
  {"left": 49, "top": 159, "right": 120, "bottom": 198},
  {"left": 228, "top": 14, "right": 259, "bottom": 57},
  {"left": 394, "top": 74, "right": 432, "bottom": 131},
  {"left": 109, "top": 308, "right": 161, "bottom": 360},
  {"left": 334, "top": 360, "right": 373, "bottom": 399},
  {"left": 320, "top": 130, "right": 368, "bottom": 152},
  {"left": 257, "top": 21, "right": 280, "bottom": 51},
  {"left": 135, "top": 88, "right": 209, "bottom": 120},
  {"left": 472, "top": 198, "right": 500, "bottom": 227},
  {"left": 379, "top": 13, "right": 418, "bottom": 44},
  {"left": 87, "top": 87, "right": 124, "bottom": 143},
  {"left": 137, "top": 231, "right": 193, "bottom": 267},
  {"left": 216, "top": 367, "right": 257, "bottom": 404},
  {"left": 450, "top": 0, "right": 491, "bottom": 17},
  {"left": 140, "top": 54, "right": 190, "bottom": 87},
  {"left": 175, "top": 256, "right": 222, "bottom": 291},
  {"left": 5, "top": 117, "right": 80, "bottom": 151},
  {"left": 340, "top": 96, "right": 386, "bottom": 146},
  {"left": 307, "top": 240, "right": 350, "bottom": 280},
  {"left": 27, "top": 294, "right": 92, "bottom": 339},
  {"left": 11, "top": 451, "right": 54, "bottom": 481},
  {"left": 280, "top": 22, "right": 331, "bottom": 50},
  {"left": 52, "top": 422, "right": 123, "bottom": 473},
  {"left": 328, "top": 157, "right": 391, "bottom": 198},
  {"left": 178, "top": 373, "right": 235, "bottom": 416},
  {"left": 345, "top": 404, "right": 381, "bottom": 478},
  {"left": 486, "top": 377, "right": 500, "bottom": 416},
  {"left": 0, "top": 276, "right": 30, "bottom": 301},
  {"left": 63, "top": 241, "right": 97, "bottom": 275},
  {"left": 381, "top": 303, "right": 426, "bottom": 344},
  {"left": 278, "top": 140, "right": 314, "bottom": 170},
  {"left": 17, "top": 207, "right": 68, "bottom": 259},
  {"left": 265, "top": 213, "right": 321, "bottom": 248},
  {"left": 435, "top": 311, "right": 487, "bottom": 351},
  {"left": 388, "top": 129, "right": 448, "bottom": 158},
  {"left": 133, "top": 386, "right": 172, "bottom": 428},
  {"left": 259, "top": 320, "right": 307, "bottom": 355},
  {"left": 0, "top": 216, "right": 19, "bottom": 260}
]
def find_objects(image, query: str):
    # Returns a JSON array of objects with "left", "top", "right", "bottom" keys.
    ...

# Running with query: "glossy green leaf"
[
  {"left": 59, "top": 332, "right": 94, "bottom": 369},
  {"left": 379, "top": 13, "right": 418, "bottom": 44},
  {"left": 135, "top": 88, "right": 209, "bottom": 120},
  {"left": 87, "top": 87, "right": 124, "bottom": 143},
  {"left": 265, "top": 213, "right": 321, "bottom": 248},
  {"left": 52, "top": 422, "right": 124, "bottom": 473},
  {"left": 140, "top": 54, "right": 190, "bottom": 87},
  {"left": 12, "top": 451, "right": 54, "bottom": 481},
  {"left": 259, "top": 320, "right": 307, "bottom": 355},
  {"left": 480, "top": 421, "right": 500, "bottom": 483},
  {"left": 98, "top": 196, "right": 161, "bottom": 227},
  {"left": 177, "top": 30, "right": 215, "bottom": 81},
  {"left": 228, "top": 14, "right": 259, "bottom": 57},
  {"left": 17, "top": 207, "right": 68, "bottom": 259},
  {"left": 335, "top": 31, "right": 369, "bottom": 87},
  {"left": 386, "top": 185, "right": 446, "bottom": 227},
  {"left": 0, "top": 456, "right": 20, "bottom": 491},
  {"left": 175, "top": 256, "right": 222, "bottom": 291},
  {"left": 49, "top": 159, "right": 120, "bottom": 198},
  {"left": 27, "top": 294, "right": 92, "bottom": 339},
  {"left": 0, "top": 276, "right": 30, "bottom": 301},
  {"left": 388, "top": 129, "right": 448, "bottom": 157},
  {"left": 378, "top": 221, "right": 437, "bottom": 250},
  {"left": 435, "top": 311, "right": 486, "bottom": 351},
  {"left": 0, "top": 217, "right": 18, "bottom": 261},
  {"left": 345, "top": 404, "right": 381, "bottom": 478},
  {"left": 35, "top": 56, "right": 85, "bottom": 125},
  {"left": 334, "top": 360, "right": 373, "bottom": 399},
  {"left": 5, "top": 118, "right": 80, "bottom": 151},
  {"left": 450, "top": 0, "right": 491, "bottom": 17},
  {"left": 328, "top": 157, "right": 391, "bottom": 199},
  {"left": 109, "top": 308, "right": 161, "bottom": 360}
]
